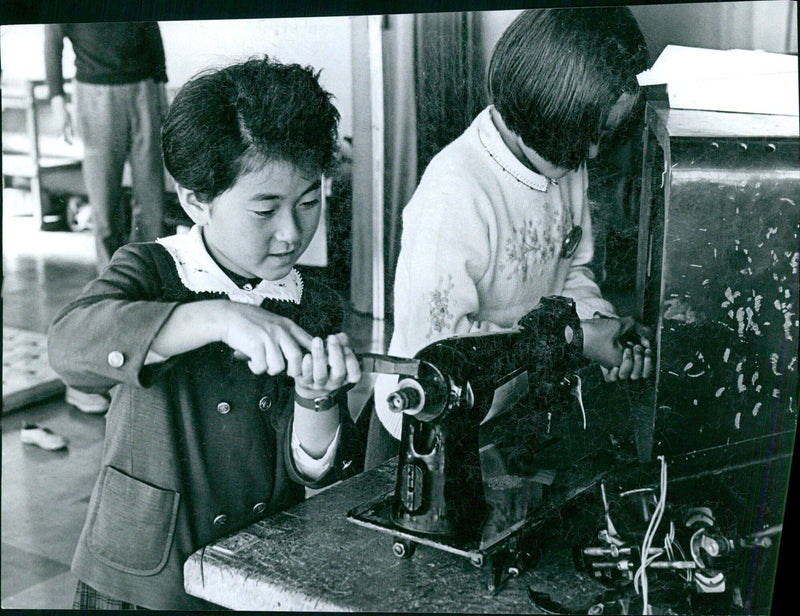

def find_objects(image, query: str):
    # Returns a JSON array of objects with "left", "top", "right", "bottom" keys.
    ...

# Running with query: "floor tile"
[
  {"left": 1, "top": 570, "right": 78, "bottom": 610},
  {"left": 2, "top": 327, "right": 66, "bottom": 413},
  {"left": 0, "top": 543, "right": 69, "bottom": 599},
  {"left": 2, "top": 400, "right": 105, "bottom": 566}
]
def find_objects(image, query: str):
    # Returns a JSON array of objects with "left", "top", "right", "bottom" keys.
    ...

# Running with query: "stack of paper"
[{"left": 637, "top": 45, "right": 798, "bottom": 116}]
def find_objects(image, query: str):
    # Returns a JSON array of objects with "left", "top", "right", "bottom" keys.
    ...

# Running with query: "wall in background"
[
  {"left": 1, "top": 18, "right": 354, "bottom": 269},
  {"left": 158, "top": 17, "right": 353, "bottom": 139},
  {"left": 478, "top": 1, "right": 797, "bottom": 67},
  {"left": 632, "top": 0, "right": 797, "bottom": 58},
  {"left": 0, "top": 17, "right": 354, "bottom": 138}
]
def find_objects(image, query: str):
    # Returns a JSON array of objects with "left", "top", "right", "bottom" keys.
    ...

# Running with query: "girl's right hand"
[{"left": 220, "top": 303, "right": 314, "bottom": 377}]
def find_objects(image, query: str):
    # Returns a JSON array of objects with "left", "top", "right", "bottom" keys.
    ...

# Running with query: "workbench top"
[{"left": 183, "top": 459, "right": 608, "bottom": 612}]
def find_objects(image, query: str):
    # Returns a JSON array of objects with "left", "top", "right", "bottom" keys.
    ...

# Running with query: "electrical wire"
[
  {"left": 634, "top": 455, "right": 668, "bottom": 615},
  {"left": 669, "top": 525, "right": 693, "bottom": 582},
  {"left": 664, "top": 521, "right": 676, "bottom": 561},
  {"left": 601, "top": 481, "right": 620, "bottom": 540},
  {"left": 636, "top": 455, "right": 668, "bottom": 613},
  {"left": 574, "top": 375, "right": 586, "bottom": 429}
]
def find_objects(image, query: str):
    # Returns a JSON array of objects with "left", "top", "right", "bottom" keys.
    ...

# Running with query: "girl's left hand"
[{"left": 294, "top": 333, "right": 362, "bottom": 399}]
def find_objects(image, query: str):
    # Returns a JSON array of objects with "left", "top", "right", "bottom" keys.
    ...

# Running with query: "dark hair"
[
  {"left": 488, "top": 7, "right": 649, "bottom": 170},
  {"left": 163, "top": 56, "right": 340, "bottom": 202}
]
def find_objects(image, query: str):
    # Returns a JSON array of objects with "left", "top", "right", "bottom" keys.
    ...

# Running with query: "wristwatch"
[{"left": 294, "top": 391, "right": 337, "bottom": 412}]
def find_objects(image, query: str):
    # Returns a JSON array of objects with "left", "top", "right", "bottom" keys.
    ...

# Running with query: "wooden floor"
[
  {"left": 2, "top": 209, "right": 97, "bottom": 609},
  {"left": 0, "top": 206, "right": 382, "bottom": 609}
]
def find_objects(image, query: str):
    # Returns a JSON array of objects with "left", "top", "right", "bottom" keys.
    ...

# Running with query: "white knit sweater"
[{"left": 375, "top": 106, "right": 616, "bottom": 438}]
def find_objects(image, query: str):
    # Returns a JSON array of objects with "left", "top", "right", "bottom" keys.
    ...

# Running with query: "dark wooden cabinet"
[{"left": 635, "top": 101, "right": 799, "bottom": 460}]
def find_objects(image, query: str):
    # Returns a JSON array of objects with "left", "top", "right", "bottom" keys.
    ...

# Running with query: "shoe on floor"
[
  {"left": 20, "top": 423, "right": 69, "bottom": 451},
  {"left": 65, "top": 386, "right": 110, "bottom": 413}
]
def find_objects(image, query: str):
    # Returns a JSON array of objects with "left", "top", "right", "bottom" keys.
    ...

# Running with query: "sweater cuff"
[
  {"left": 574, "top": 298, "right": 617, "bottom": 321},
  {"left": 290, "top": 424, "right": 340, "bottom": 481}
]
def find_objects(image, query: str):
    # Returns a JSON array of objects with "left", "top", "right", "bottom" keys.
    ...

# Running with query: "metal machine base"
[{"left": 347, "top": 492, "right": 542, "bottom": 592}]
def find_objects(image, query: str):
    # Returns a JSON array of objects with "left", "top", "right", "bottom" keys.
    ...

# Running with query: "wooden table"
[{"left": 183, "top": 459, "right": 608, "bottom": 613}]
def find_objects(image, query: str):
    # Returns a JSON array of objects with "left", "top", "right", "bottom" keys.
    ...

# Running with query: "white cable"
[
  {"left": 671, "top": 536, "right": 692, "bottom": 582},
  {"left": 664, "top": 521, "right": 676, "bottom": 561},
  {"left": 642, "top": 456, "right": 668, "bottom": 613},
  {"left": 634, "top": 455, "right": 668, "bottom": 615},
  {"left": 571, "top": 375, "right": 586, "bottom": 429},
  {"left": 601, "top": 481, "right": 619, "bottom": 539}
]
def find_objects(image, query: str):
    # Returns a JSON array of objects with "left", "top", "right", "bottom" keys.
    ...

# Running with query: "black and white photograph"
[{"left": 1, "top": 0, "right": 798, "bottom": 612}]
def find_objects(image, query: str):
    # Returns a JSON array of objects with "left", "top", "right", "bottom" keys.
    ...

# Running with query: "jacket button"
[
  {"left": 258, "top": 396, "right": 272, "bottom": 412},
  {"left": 252, "top": 502, "right": 267, "bottom": 515},
  {"left": 217, "top": 401, "right": 231, "bottom": 414},
  {"left": 107, "top": 351, "right": 125, "bottom": 368},
  {"left": 213, "top": 514, "right": 228, "bottom": 528}
]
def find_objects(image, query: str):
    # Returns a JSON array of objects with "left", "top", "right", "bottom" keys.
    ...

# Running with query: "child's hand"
[
  {"left": 581, "top": 316, "right": 653, "bottom": 382},
  {"left": 221, "top": 303, "right": 314, "bottom": 377},
  {"left": 294, "top": 333, "right": 361, "bottom": 399}
]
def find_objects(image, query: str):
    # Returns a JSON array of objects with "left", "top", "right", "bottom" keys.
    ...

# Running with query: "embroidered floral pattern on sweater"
[
  {"left": 502, "top": 219, "right": 558, "bottom": 282},
  {"left": 426, "top": 275, "right": 455, "bottom": 339},
  {"left": 502, "top": 203, "right": 575, "bottom": 282}
]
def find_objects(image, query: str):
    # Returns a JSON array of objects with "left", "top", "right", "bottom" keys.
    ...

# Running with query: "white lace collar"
[{"left": 156, "top": 225, "right": 303, "bottom": 306}]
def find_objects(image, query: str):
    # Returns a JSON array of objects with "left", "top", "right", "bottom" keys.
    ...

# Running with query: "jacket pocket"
[{"left": 86, "top": 466, "right": 180, "bottom": 575}]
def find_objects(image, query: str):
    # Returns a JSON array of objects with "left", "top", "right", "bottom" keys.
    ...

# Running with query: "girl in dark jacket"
[{"left": 49, "top": 56, "right": 361, "bottom": 610}]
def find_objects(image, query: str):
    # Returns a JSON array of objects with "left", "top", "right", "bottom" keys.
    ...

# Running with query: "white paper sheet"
[{"left": 637, "top": 45, "right": 799, "bottom": 116}]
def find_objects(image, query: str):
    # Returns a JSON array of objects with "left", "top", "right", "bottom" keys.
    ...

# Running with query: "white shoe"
[
  {"left": 65, "top": 387, "right": 110, "bottom": 413},
  {"left": 20, "top": 423, "right": 69, "bottom": 451}
]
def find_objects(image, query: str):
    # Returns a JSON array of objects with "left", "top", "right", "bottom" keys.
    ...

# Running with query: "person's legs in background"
[
  {"left": 75, "top": 81, "right": 130, "bottom": 271},
  {"left": 128, "top": 78, "right": 165, "bottom": 243},
  {"left": 67, "top": 82, "right": 131, "bottom": 413}
]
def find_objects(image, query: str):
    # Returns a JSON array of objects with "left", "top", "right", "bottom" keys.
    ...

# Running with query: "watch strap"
[{"left": 294, "top": 391, "right": 336, "bottom": 412}]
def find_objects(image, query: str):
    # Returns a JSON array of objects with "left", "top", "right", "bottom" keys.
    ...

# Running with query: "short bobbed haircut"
[
  {"left": 163, "top": 56, "right": 340, "bottom": 202},
  {"left": 488, "top": 7, "right": 649, "bottom": 170}
]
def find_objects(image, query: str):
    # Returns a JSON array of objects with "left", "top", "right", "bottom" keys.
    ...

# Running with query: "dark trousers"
[{"left": 75, "top": 79, "right": 165, "bottom": 269}]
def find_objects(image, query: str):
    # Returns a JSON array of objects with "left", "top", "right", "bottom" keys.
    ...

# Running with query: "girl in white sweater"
[{"left": 366, "top": 7, "right": 654, "bottom": 467}]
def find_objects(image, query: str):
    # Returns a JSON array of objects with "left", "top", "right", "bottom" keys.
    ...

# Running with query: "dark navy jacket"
[{"left": 48, "top": 242, "right": 361, "bottom": 610}]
